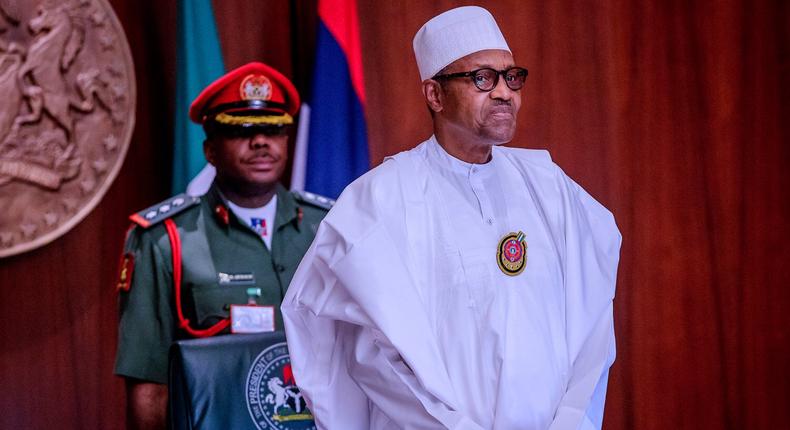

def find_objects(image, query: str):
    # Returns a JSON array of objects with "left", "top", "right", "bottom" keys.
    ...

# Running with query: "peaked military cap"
[{"left": 189, "top": 62, "right": 300, "bottom": 128}]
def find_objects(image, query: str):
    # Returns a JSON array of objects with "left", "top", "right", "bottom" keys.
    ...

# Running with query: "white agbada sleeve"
[
  {"left": 282, "top": 161, "right": 484, "bottom": 430},
  {"left": 545, "top": 169, "right": 621, "bottom": 430},
  {"left": 500, "top": 149, "right": 621, "bottom": 429}
]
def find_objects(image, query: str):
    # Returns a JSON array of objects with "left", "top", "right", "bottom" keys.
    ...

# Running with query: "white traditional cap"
[{"left": 413, "top": 6, "right": 511, "bottom": 81}]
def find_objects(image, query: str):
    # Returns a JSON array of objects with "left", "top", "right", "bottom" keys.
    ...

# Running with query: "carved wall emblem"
[{"left": 0, "top": 0, "right": 135, "bottom": 257}]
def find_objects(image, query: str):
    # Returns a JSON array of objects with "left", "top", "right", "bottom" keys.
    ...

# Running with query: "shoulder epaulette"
[
  {"left": 128, "top": 194, "right": 201, "bottom": 228},
  {"left": 292, "top": 190, "right": 335, "bottom": 210}
]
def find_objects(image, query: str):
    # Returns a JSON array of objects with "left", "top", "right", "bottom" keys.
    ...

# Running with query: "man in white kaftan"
[{"left": 282, "top": 6, "right": 621, "bottom": 430}]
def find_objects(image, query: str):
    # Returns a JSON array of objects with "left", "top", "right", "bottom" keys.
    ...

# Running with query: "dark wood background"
[{"left": 0, "top": 0, "right": 787, "bottom": 428}]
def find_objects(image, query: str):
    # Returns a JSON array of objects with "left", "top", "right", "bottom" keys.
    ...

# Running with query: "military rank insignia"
[{"left": 497, "top": 231, "right": 527, "bottom": 276}]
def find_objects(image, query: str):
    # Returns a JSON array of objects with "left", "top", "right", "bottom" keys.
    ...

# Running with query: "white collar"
[{"left": 427, "top": 135, "right": 497, "bottom": 177}]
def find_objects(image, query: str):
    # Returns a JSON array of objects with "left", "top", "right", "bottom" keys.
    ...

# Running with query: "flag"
[
  {"left": 172, "top": 0, "right": 225, "bottom": 194},
  {"left": 292, "top": 0, "right": 369, "bottom": 199}
]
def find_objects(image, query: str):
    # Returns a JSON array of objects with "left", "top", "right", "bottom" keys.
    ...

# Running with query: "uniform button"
[
  {"left": 275, "top": 264, "right": 285, "bottom": 273},
  {"left": 470, "top": 167, "right": 477, "bottom": 173},
  {"left": 487, "top": 218, "right": 493, "bottom": 225}
]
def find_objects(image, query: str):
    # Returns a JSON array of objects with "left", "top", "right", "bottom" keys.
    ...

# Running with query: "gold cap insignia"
[{"left": 240, "top": 74, "right": 272, "bottom": 101}]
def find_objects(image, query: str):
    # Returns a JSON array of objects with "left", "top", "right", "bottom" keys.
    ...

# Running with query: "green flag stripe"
[{"left": 172, "top": 0, "right": 225, "bottom": 193}]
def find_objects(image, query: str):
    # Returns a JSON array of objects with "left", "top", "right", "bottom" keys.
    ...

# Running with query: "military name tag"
[
  {"left": 218, "top": 272, "right": 255, "bottom": 286},
  {"left": 230, "top": 305, "right": 275, "bottom": 333},
  {"left": 497, "top": 231, "right": 527, "bottom": 276}
]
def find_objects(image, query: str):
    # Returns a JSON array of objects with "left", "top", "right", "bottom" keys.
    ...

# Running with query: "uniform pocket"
[{"left": 189, "top": 284, "right": 250, "bottom": 326}]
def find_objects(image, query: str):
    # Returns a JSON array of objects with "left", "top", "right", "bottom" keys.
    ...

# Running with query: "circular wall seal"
[
  {"left": 246, "top": 342, "right": 316, "bottom": 430},
  {"left": 0, "top": 0, "right": 135, "bottom": 257}
]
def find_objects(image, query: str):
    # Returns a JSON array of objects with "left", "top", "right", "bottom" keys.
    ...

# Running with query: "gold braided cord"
[{"left": 214, "top": 112, "right": 294, "bottom": 126}]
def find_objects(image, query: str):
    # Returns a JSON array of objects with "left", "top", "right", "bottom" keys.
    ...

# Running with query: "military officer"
[{"left": 113, "top": 62, "right": 332, "bottom": 429}]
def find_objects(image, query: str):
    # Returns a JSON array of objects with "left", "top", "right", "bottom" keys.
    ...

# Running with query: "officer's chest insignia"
[
  {"left": 129, "top": 194, "right": 200, "bottom": 228},
  {"left": 116, "top": 253, "right": 135, "bottom": 291},
  {"left": 241, "top": 74, "right": 272, "bottom": 101},
  {"left": 496, "top": 231, "right": 527, "bottom": 276}
]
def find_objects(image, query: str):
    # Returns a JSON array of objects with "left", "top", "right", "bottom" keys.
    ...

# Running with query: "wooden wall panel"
[
  {"left": 0, "top": 0, "right": 787, "bottom": 428},
  {"left": 0, "top": 1, "right": 177, "bottom": 428}
]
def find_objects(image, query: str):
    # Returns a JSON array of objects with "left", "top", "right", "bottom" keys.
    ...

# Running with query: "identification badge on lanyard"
[
  {"left": 497, "top": 231, "right": 527, "bottom": 276},
  {"left": 230, "top": 287, "right": 275, "bottom": 333},
  {"left": 231, "top": 305, "right": 275, "bottom": 333}
]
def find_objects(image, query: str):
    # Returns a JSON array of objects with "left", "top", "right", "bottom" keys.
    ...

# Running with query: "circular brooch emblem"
[
  {"left": 246, "top": 342, "right": 316, "bottom": 430},
  {"left": 240, "top": 74, "right": 272, "bottom": 101},
  {"left": 496, "top": 231, "right": 527, "bottom": 276}
]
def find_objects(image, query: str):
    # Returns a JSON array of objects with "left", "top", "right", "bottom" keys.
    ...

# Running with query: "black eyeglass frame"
[{"left": 432, "top": 67, "right": 529, "bottom": 91}]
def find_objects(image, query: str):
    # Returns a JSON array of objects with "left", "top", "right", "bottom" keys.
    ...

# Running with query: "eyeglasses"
[{"left": 433, "top": 67, "right": 528, "bottom": 91}]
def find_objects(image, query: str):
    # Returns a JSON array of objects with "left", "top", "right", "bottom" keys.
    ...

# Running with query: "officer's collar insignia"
[
  {"left": 116, "top": 252, "right": 135, "bottom": 292},
  {"left": 240, "top": 74, "right": 272, "bottom": 101},
  {"left": 246, "top": 342, "right": 316, "bottom": 429},
  {"left": 214, "top": 204, "right": 230, "bottom": 225},
  {"left": 497, "top": 231, "right": 527, "bottom": 276}
]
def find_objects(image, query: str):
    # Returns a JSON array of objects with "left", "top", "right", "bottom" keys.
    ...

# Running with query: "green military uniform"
[{"left": 114, "top": 182, "right": 330, "bottom": 384}]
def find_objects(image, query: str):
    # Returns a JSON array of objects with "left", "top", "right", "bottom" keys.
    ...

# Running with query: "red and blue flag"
[{"left": 292, "top": 0, "right": 369, "bottom": 199}]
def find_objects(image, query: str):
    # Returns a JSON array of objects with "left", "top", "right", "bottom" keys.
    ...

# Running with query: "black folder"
[{"left": 168, "top": 331, "right": 315, "bottom": 430}]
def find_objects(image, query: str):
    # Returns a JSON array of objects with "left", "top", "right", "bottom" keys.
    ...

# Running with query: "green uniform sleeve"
[{"left": 114, "top": 225, "right": 176, "bottom": 384}]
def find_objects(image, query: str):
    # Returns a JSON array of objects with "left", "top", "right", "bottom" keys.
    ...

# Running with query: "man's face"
[
  {"left": 204, "top": 128, "right": 289, "bottom": 192},
  {"left": 437, "top": 49, "right": 522, "bottom": 145}
]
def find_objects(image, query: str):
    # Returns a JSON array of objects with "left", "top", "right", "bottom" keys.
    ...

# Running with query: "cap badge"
[
  {"left": 496, "top": 231, "right": 527, "bottom": 276},
  {"left": 240, "top": 74, "right": 272, "bottom": 101}
]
